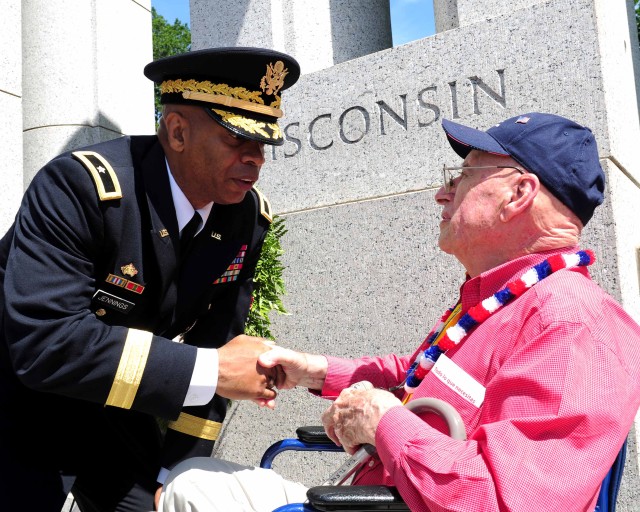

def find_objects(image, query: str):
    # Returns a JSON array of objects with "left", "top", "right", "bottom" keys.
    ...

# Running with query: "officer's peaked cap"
[{"left": 145, "top": 47, "right": 300, "bottom": 146}]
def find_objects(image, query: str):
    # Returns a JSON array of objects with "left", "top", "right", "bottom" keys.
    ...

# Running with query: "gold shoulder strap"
[
  {"left": 253, "top": 186, "right": 272, "bottom": 223},
  {"left": 72, "top": 150, "right": 122, "bottom": 201}
]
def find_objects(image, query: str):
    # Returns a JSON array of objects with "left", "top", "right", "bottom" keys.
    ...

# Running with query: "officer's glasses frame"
[{"left": 442, "top": 165, "right": 526, "bottom": 193}]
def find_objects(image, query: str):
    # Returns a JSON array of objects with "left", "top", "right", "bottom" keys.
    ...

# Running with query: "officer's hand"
[
  {"left": 217, "top": 335, "right": 278, "bottom": 401},
  {"left": 258, "top": 346, "right": 328, "bottom": 391},
  {"left": 154, "top": 484, "right": 162, "bottom": 510}
]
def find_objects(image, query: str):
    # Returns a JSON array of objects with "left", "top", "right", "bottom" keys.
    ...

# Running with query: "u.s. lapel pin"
[
  {"left": 211, "top": 231, "right": 222, "bottom": 241},
  {"left": 159, "top": 229, "right": 169, "bottom": 238}
]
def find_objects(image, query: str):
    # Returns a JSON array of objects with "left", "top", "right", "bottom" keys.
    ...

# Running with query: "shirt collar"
[
  {"left": 165, "top": 159, "right": 213, "bottom": 234},
  {"left": 460, "top": 246, "right": 583, "bottom": 312}
]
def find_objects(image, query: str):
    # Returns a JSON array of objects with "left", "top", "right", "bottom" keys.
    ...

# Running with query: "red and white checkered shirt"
[{"left": 322, "top": 248, "right": 640, "bottom": 511}]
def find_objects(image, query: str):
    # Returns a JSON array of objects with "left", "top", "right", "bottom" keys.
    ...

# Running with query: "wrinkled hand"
[
  {"left": 321, "top": 387, "right": 402, "bottom": 454},
  {"left": 258, "top": 346, "right": 328, "bottom": 391},
  {"left": 217, "top": 335, "right": 277, "bottom": 403}
]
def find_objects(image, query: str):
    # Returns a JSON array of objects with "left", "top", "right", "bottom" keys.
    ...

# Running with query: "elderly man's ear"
[{"left": 499, "top": 173, "right": 540, "bottom": 223}]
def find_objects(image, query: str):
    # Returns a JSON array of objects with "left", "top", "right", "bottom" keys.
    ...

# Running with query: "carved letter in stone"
[
  {"left": 284, "top": 122, "right": 302, "bottom": 158},
  {"left": 448, "top": 81, "right": 460, "bottom": 119},
  {"left": 339, "top": 106, "right": 370, "bottom": 144},
  {"left": 376, "top": 95, "right": 408, "bottom": 135},
  {"left": 417, "top": 86, "right": 440, "bottom": 127},
  {"left": 309, "top": 114, "right": 334, "bottom": 151},
  {"left": 470, "top": 69, "right": 506, "bottom": 114}
]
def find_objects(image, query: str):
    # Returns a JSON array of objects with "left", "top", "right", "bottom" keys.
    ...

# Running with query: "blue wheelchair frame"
[{"left": 260, "top": 427, "right": 628, "bottom": 512}]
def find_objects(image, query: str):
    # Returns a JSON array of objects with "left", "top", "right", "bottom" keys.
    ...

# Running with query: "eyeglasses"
[{"left": 442, "top": 165, "right": 526, "bottom": 193}]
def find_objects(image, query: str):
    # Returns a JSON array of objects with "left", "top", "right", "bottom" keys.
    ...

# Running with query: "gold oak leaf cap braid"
[{"left": 144, "top": 47, "right": 300, "bottom": 146}]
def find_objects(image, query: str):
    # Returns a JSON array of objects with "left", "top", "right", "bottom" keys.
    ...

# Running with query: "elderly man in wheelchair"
[{"left": 158, "top": 113, "right": 640, "bottom": 512}]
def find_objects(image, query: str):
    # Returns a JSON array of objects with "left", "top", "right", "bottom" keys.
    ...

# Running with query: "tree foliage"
[
  {"left": 245, "top": 216, "right": 290, "bottom": 339},
  {"left": 151, "top": 7, "right": 191, "bottom": 122}
]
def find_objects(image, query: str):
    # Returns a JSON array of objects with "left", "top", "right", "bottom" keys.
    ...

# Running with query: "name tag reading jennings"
[
  {"left": 93, "top": 289, "right": 135, "bottom": 314},
  {"left": 432, "top": 354, "right": 486, "bottom": 407}
]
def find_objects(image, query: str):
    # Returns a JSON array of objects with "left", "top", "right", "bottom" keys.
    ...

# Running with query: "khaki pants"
[{"left": 158, "top": 457, "right": 309, "bottom": 512}]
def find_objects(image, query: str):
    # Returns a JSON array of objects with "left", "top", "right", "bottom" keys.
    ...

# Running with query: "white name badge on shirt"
[{"left": 431, "top": 354, "right": 486, "bottom": 407}]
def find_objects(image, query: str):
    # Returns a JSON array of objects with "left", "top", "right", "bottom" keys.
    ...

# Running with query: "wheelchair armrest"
[
  {"left": 296, "top": 426, "right": 334, "bottom": 445},
  {"left": 306, "top": 485, "right": 410, "bottom": 511},
  {"left": 260, "top": 427, "right": 344, "bottom": 469}
]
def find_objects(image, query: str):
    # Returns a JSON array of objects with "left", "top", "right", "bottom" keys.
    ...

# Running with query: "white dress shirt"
[{"left": 166, "top": 162, "right": 218, "bottom": 407}]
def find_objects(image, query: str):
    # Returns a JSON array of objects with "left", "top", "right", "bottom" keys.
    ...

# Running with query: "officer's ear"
[{"left": 162, "top": 109, "right": 188, "bottom": 153}]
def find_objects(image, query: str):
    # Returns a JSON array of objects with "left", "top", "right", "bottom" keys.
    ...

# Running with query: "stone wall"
[{"left": 205, "top": 1, "right": 640, "bottom": 506}]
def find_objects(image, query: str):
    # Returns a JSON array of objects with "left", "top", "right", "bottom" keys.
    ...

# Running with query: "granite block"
[
  {"left": 258, "top": 0, "right": 614, "bottom": 215},
  {"left": 0, "top": 94, "right": 24, "bottom": 236},
  {"left": 0, "top": 0, "right": 21, "bottom": 94}
]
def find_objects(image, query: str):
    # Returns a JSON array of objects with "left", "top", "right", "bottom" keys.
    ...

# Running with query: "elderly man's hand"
[
  {"left": 217, "top": 335, "right": 277, "bottom": 404},
  {"left": 321, "top": 387, "right": 402, "bottom": 454},
  {"left": 258, "top": 346, "right": 328, "bottom": 391}
]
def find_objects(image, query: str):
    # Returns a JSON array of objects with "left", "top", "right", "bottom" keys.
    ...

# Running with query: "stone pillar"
[
  {"left": 191, "top": 0, "right": 392, "bottom": 74},
  {"left": 0, "top": 0, "right": 24, "bottom": 235},
  {"left": 21, "top": 0, "right": 154, "bottom": 183},
  {"left": 433, "top": 0, "right": 458, "bottom": 33}
]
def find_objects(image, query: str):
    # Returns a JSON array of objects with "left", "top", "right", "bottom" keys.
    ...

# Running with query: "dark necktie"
[{"left": 180, "top": 211, "right": 202, "bottom": 259}]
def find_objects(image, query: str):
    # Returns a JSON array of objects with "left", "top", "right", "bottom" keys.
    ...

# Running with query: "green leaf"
[{"left": 245, "top": 216, "right": 290, "bottom": 339}]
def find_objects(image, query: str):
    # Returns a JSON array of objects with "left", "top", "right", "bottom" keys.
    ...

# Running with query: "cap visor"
[
  {"left": 442, "top": 118, "right": 508, "bottom": 159},
  {"left": 205, "top": 108, "right": 284, "bottom": 146}
]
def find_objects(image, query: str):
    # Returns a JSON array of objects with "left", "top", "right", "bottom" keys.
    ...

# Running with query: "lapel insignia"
[
  {"left": 213, "top": 245, "right": 247, "bottom": 284},
  {"left": 211, "top": 231, "right": 222, "bottom": 241},
  {"left": 159, "top": 229, "right": 169, "bottom": 238},
  {"left": 106, "top": 274, "right": 145, "bottom": 294},
  {"left": 121, "top": 263, "right": 138, "bottom": 277}
]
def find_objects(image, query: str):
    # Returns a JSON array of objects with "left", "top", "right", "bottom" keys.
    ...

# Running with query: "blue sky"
[{"left": 151, "top": 0, "right": 435, "bottom": 46}]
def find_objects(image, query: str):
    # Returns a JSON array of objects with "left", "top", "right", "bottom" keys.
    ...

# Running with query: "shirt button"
[{"left": 368, "top": 460, "right": 375, "bottom": 467}]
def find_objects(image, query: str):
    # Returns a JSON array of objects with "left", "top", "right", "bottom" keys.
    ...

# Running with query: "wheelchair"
[{"left": 260, "top": 397, "right": 628, "bottom": 512}]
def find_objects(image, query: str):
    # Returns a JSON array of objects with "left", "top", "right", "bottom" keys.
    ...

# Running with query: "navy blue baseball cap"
[{"left": 442, "top": 113, "right": 605, "bottom": 225}]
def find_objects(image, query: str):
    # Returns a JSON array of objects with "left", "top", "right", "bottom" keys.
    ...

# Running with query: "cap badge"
[
  {"left": 121, "top": 263, "right": 138, "bottom": 277},
  {"left": 516, "top": 116, "right": 531, "bottom": 124},
  {"left": 260, "top": 61, "right": 288, "bottom": 96}
]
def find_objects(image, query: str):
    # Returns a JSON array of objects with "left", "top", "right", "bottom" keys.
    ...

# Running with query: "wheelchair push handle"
[{"left": 322, "top": 383, "right": 467, "bottom": 486}]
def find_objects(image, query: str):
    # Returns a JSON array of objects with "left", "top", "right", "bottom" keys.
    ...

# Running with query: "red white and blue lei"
[{"left": 403, "top": 250, "right": 595, "bottom": 394}]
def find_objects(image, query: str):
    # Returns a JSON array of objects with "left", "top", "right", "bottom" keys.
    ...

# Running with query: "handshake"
[
  {"left": 215, "top": 334, "right": 329, "bottom": 409},
  {"left": 215, "top": 334, "right": 403, "bottom": 453}
]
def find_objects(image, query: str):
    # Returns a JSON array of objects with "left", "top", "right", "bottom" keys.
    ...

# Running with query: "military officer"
[{"left": 0, "top": 47, "right": 300, "bottom": 512}]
